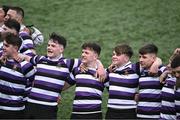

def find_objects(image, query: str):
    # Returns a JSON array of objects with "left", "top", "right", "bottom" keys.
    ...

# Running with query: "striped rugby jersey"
[
  {"left": 107, "top": 61, "right": 139, "bottom": 109},
  {"left": 71, "top": 67, "right": 108, "bottom": 114},
  {"left": 0, "top": 52, "right": 35, "bottom": 111},
  {"left": 137, "top": 66, "right": 166, "bottom": 119},
  {"left": 19, "top": 34, "right": 35, "bottom": 57},
  {"left": 175, "top": 88, "right": 180, "bottom": 119},
  {"left": 27, "top": 55, "right": 80, "bottom": 106},
  {"left": 160, "top": 75, "right": 176, "bottom": 120},
  {"left": 0, "top": 34, "right": 35, "bottom": 57}
]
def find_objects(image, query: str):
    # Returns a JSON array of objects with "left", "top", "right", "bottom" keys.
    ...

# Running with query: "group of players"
[{"left": 0, "top": 5, "right": 180, "bottom": 120}]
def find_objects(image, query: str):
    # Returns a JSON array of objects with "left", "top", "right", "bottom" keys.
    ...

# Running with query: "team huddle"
[{"left": 0, "top": 5, "right": 180, "bottom": 120}]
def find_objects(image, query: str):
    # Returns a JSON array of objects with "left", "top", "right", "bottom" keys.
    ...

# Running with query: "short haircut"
[
  {"left": 139, "top": 43, "right": 158, "bottom": 55},
  {"left": 114, "top": 44, "right": 133, "bottom": 58},
  {"left": 171, "top": 55, "right": 180, "bottom": 69},
  {"left": 0, "top": 5, "right": 10, "bottom": 17},
  {"left": 9, "top": 6, "right": 24, "bottom": 18},
  {"left": 3, "top": 33, "right": 22, "bottom": 49},
  {"left": 82, "top": 42, "right": 101, "bottom": 56},
  {"left": 49, "top": 32, "right": 67, "bottom": 48},
  {"left": 4, "top": 19, "right": 20, "bottom": 33}
]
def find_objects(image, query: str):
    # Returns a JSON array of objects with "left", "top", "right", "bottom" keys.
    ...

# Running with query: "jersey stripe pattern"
[
  {"left": 27, "top": 56, "right": 80, "bottom": 106},
  {"left": 107, "top": 62, "right": 139, "bottom": 109},
  {"left": 175, "top": 88, "right": 180, "bottom": 119},
  {"left": 160, "top": 75, "right": 176, "bottom": 120},
  {"left": 137, "top": 66, "right": 166, "bottom": 119},
  {"left": 0, "top": 54, "right": 35, "bottom": 111},
  {"left": 72, "top": 67, "right": 108, "bottom": 114}
]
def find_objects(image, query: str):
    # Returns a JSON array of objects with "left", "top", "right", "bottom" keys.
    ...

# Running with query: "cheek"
[
  {"left": 6, "top": 48, "right": 12, "bottom": 53},
  {"left": 55, "top": 48, "right": 61, "bottom": 54}
]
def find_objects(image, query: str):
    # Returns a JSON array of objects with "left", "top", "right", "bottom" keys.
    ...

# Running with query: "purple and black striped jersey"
[
  {"left": 107, "top": 61, "right": 139, "bottom": 109},
  {"left": 137, "top": 66, "right": 166, "bottom": 119},
  {"left": 71, "top": 67, "right": 108, "bottom": 114},
  {"left": 160, "top": 75, "right": 176, "bottom": 120},
  {"left": 27, "top": 55, "right": 80, "bottom": 106},
  {"left": 0, "top": 53, "right": 35, "bottom": 111}
]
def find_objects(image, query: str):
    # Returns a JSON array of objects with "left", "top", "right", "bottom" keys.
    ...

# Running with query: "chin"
[
  {"left": 47, "top": 55, "right": 53, "bottom": 58},
  {"left": 112, "top": 60, "right": 117, "bottom": 64}
]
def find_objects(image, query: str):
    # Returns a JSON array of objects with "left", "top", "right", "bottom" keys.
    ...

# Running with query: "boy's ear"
[
  {"left": 94, "top": 53, "right": 99, "bottom": 59},
  {"left": 14, "top": 46, "right": 19, "bottom": 51},
  {"left": 59, "top": 45, "right": 64, "bottom": 52},
  {"left": 152, "top": 54, "right": 157, "bottom": 61}
]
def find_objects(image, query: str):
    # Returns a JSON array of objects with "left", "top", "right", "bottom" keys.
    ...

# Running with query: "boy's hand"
[
  {"left": 134, "top": 93, "right": 139, "bottom": 102},
  {"left": 159, "top": 70, "right": 171, "bottom": 84},
  {"left": 174, "top": 48, "right": 180, "bottom": 54},
  {"left": 95, "top": 67, "right": 106, "bottom": 82},
  {"left": 57, "top": 95, "right": 62, "bottom": 104},
  {"left": 108, "top": 63, "right": 117, "bottom": 73},
  {"left": 149, "top": 57, "right": 162, "bottom": 76},
  {"left": 13, "top": 54, "right": 24, "bottom": 62},
  {"left": 80, "top": 63, "right": 88, "bottom": 73}
]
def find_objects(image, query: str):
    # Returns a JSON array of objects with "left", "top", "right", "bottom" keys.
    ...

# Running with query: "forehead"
[
  {"left": 82, "top": 47, "right": 94, "bottom": 53},
  {"left": 7, "top": 9, "right": 17, "bottom": 15},
  {"left": 0, "top": 8, "right": 4, "bottom": 12},
  {"left": 139, "top": 53, "right": 154, "bottom": 57},
  {"left": 48, "top": 40, "right": 60, "bottom": 46}
]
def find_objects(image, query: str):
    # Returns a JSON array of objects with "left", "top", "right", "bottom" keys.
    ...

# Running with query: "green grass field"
[{"left": 1, "top": 0, "right": 180, "bottom": 119}]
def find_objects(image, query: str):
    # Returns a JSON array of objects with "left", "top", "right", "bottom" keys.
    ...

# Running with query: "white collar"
[
  {"left": 115, "top": 61, "right": 132, "bottom": 71},
  {"left": 47, "top": 54, "right": 63, "bottom": 61}
]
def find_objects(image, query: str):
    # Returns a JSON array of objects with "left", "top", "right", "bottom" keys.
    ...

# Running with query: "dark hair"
[
  {"left": 171, "top": 55, "right": 180, "bottom": 68},
  {"left": 114, "top": 44, "right": 133, "bottom": 58},
  {"left": 9, "top": 6, "right": 24, "bottom": 18},
  {"left": 82, "top": 42, "right": 101, "bottom": 56},
  {"left": 49, "top": 32, "right": 67, "bottom": 48},
  {"left": 4, "top": 33, "right": 22, "bottom": 49},
  {"left": 4, "top": 19, "right": 20, "bottom": 33},
  {"left": 0, "top": 5, "right": 10, "bottom": 17},
  {"left": 139, "top": 43, "right": 158, "bottom": 55}
]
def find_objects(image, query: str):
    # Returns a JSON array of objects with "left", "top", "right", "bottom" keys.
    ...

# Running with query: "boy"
[
  {"left": 16, "top": 34, "right": 105, "bottom": 119},
  {"left": 1, "top": 19, "right": 35, "bottom": 56},
  {"left": 137, "top": 44, "right": 166, "bottom": 119},
  {"left": 105, "top": 44, "right": 139, "bottom": 119},
  {"left": 23, "top": 32, "right": 79, "bottom": 119},
  {"left": 0, "top": 5, "right": 9, "bottom": 27},
  {"left": 160, "top": 49, "right": 180, "bottom": 120},
  {"left": 171, "top": 55, "right": 180, "bottom": 119},
  {"left": 4, "top": 6, "right": 44, "bottom": 46},
  {"left": 0, "top": 33, "right": 35, "bottom": 119},
  {"left": 69, "top": 42, "right": 108, "bottom": 119}
]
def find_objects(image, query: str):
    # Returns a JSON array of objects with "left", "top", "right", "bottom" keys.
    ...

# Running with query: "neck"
[
  {"left": 7, "top": 52, "right": 18, "bottom": 60},
  {"left": 86, "top": 61, "right": 97, "bottom": 69},
  {"left": 48, "top": 54, "right": 63, "bottom": 61},
  {"left": 116, "top": 59, "right": 130, "bottom": 68}
]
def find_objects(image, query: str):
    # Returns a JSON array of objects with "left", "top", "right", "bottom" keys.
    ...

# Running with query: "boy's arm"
[
  {"left": 13, "top": 53, "right": 32, "bottom": 63},
  {"left": 96, "top": 60, "right": 107, "bottom": 82},
  {"left": 23, "top": 63, "right": 36, "bottom": 100},
  {"left": 62, "top": 68, "right": 77, "bottom": 91},
  {"left": 62, "top": 82, "right": 72, "bottom": 91},
  {"left": 159, "top": 70, "right": 171, "bottom": 84},
  {"left": 79, "top": 59, "right": 107, "bottom": 82}
]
